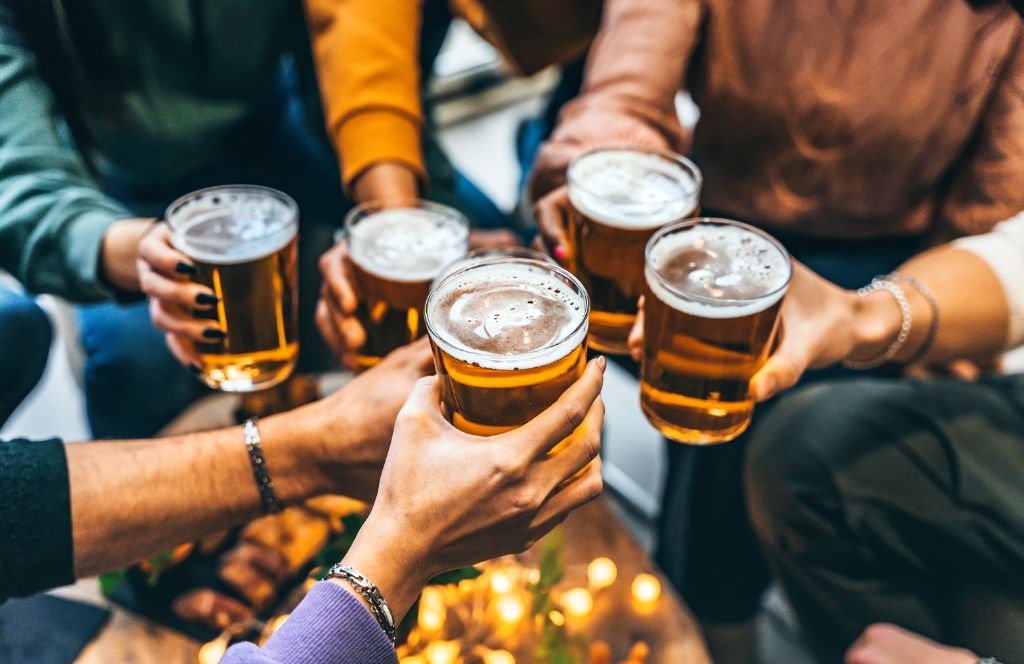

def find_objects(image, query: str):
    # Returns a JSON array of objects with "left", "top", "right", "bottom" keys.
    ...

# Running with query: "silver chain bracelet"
[
  {"left": 843, "top": 278, "right": 913, "bottom": 370},
  {"left": 325, "top": 563, "right": 397, "bottom": 643}
]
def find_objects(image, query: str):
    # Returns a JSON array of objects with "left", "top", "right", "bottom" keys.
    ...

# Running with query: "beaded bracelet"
[
  {"left": 243, "top": 418, "right": 282, "bottom": 515},
  {"left": 843, "top": 278, "right": 912, "bottom": 370},
  {"left": 888, "top": 272, "right": 940, "bottom": 365}
]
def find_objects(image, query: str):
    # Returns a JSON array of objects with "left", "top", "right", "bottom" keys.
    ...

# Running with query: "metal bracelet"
[
  {"left": 242, "top": 418, "right": 282, "bottom": 515},
  {"left": 843, "top": 278, "right": 913, "bottom": 370},
  {"left": 888, "top": 272, "right": 940, "bottom": 365},
  {"left": 325, "top": 563, "right": 397, "bottom": 643},
  {"left": 978, "top": 658, "right": 1004, "bottom": 664}
]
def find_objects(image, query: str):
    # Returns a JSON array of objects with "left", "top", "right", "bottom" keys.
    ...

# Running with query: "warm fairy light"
[
  {"left": 399, "top": 657, "right": 427, "bottom": 664},
  {"left": 561, "top": 587, "right": 594, "bottom": 618},
  {"left": 268, "top": 613, "right": 290, "bottom": 635},
  {"left": 527, "top": 567, "right": 541, "bottom": 584},
  {"left": 495, "top": 594, "right": 526, "bottom": 624},
  {"left": 490, "top": 570, "right": 513, "bottom": 595},
  {"left": 587, "top": 557, "right": 617, "bottom": 589},
  {"left": 418, "top": 587, "right": 447, "bottom": 632},
  {"left": 548, "top": 609, "right": 566, "bottom": 627},
  {"left": 631, "top": 574, "right": 661, "bottom": 605},
  {"left": 426, "top": 640, "right": 460, "bottom": 664},
  {"left": 483, "top": 650, "right": 516, "bottom": 664},
  {"left": 197, "top": 637, "right": 228, "bottom": 664},
  {"left": 303, "top": 577, "right": 317, "bottom": 593}
]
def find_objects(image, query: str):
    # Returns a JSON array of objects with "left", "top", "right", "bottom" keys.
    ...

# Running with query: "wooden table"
[{"left": 61, "top": 389, "right": 710, "bottom": 663}]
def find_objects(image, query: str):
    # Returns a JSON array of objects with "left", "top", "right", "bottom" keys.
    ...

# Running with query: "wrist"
[
  {"left": 258, "top": 406, "right": 340, "bottom": 501},
  {"left": 101, "top": 218, "right": 154, "bottom": 292},
  {"left": 352, "top": 162, "right": 420, "bottom": 204},
  {"left": 849, "top": 289, "right": 902, "bottom": 363}
]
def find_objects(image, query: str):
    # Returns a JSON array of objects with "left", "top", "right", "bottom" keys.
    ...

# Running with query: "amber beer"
[
  {"left": 167, "top": 185, "right": 299, "bottom": 392},
  {"left": 425, "top": 259, "right": 589, "bottom": 436},
  {"left": 640, "top": 218, "right": 791, "bottom": 444},
  {"left": 567, "top": 148, "right": 701, "bottom": 355},
  {"left": 347, "top": 201, "right": 469, "bottom": 370}
]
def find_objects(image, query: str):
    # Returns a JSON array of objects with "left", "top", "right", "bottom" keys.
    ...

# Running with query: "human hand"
[
  {"left": 845, "top": 624, "right": 977, "bottom": 664},
  {"left": 315, "top": 239, "right": 365, "bottom": 370},
  {"left": 137, "top": 222, "right": 222, "bottom": 369},
  {"left": 352, "top": 162, "right": 420, "bottom": 205},
  {"left": 100, "top": 218, "right": 155, "bottom": 293},
  {"left": 342, "top": 356, "right": 607, "bottom": 620},
  {"left": 304, "top": 337, "right": 435, "bottom": 502},
  {"left": 532, "top": 185, "right": 574, "bottom": 264}
]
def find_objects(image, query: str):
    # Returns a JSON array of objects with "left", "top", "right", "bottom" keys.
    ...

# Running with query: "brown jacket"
[{"left": 540, "top": 0, "right": 1024, "bottom": 238}]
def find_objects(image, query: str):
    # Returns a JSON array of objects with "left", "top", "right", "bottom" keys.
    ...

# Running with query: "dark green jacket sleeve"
[
  {"left": 0, "top": 5, "right": 131, "bottom": 301},
  {"left": 0, "top": 437, "right": 73, "bottom": 599}
]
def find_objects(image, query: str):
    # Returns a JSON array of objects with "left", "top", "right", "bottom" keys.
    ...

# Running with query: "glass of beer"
[
  {"left": 640, "top": 218, "right": 791, "bottom": 444},
  {"left": 346, "top": 200, "right": 469, "bottom": 370},
  {"left": 567, "top": 147, "right": 701, "bottom": 355},
  {"left": 166, "top": 185, "right": 299, "bottom": 392},
  {"left": 425, "top": 258, "right": 589, "bottom": 436}
]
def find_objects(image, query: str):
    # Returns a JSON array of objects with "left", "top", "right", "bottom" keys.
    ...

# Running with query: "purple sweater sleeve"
[{"left": 221, "top": 582, "right": 398, "bottom": 664}]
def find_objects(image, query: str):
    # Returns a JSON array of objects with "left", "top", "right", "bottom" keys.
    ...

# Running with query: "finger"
[
  {"left": 139, "top": 263, "right": 218, "bottom": 310},
  {"left": 386, "top": 336, "right": 435, "bottom": 374},
  {"left": 541, "top": 396, "right": 604, "bottom": 487},
  {"left": 316, "top": 296, "right": 346, "bottom": 360},
  {"left": 150, "top": 298, "right": 223, "bottom": 342},
  {"left": 533, "top": 187, "right": 572, "bottom": 263},
  {"left": 319, "top": 242, "right": 359, "bottom": 315},
  {"left": 530, "top": 458, "right": 604, "bottom": 532},
  {"left": 513, "top": 356, "right": 606, "bottom": 457},
  {"left": 396, "top": 375, "right": 443, "bottom": 423},
  {"left": 947, "top": 359, "right": 981, "bottom": 382},
  {"left": 138, "top": 224, "right": 196, "bottom": 279},
  {"left": 628, "top": 296, "right": 645, "bottom": 362},
  {"left": 165, "top": 333, "right": 201, "bottom": 370},
  {"left": 748, "top": 329, "right": 810, "bottom": 403}
]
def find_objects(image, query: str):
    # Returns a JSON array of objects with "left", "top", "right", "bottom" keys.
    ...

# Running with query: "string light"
[
  {"left": 399, "top": 657, "right": 427, "bottom": 664},
  {"left": 495, "top": 594, "right": 526, "bottom": 624},
  {"left": 483, "top": 649, "right": 516, "bottom": 664},
  {"left": 561, "top": 587, "right": 594, "bottom": 618},
  {"left": 587, "top": 557, "right": 617, "bottom": 589},
  {"left": 197, "top": 636, "right": 228, "bottom": 664},
  {"left": 425, "top": 640, "right": 460, "bottom": 664},
  {"left": 418, "top": 587, "right": 447, "bottom": 632},
  {"left": 548, "top": 609, "right": 566, "bottom": 627},
  {"left": 268, "top": 613, "right": 289, "bottom": 635},
  {"left": 631, "top": 574, "right": 661, "bottom": 605},
  {"left": 490, "top": 570, "right": 513, "bottom": 595}
]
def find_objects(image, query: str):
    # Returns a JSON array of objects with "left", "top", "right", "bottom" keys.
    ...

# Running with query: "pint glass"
[
  {"left": 567, "top": 147, "right": 701, "bottom": 355},
  {"left": 346, "top": 200, "right": 469, "bottom": 370},
  {"left": 166, "top": 185, "right": 299, "bottom": 392},
  {"left": 425, "top": 258, "right": 589, "bottom": 436},
  {"left": 640, "top": 218, "right": 791, "bottom": 444}
]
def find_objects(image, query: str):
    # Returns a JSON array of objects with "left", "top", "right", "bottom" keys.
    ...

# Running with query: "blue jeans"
[{"left": 0, "top": 289, "right": 51, "bottom": 427}]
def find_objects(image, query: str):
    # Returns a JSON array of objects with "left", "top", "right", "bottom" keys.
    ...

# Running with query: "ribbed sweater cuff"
[{"left": 955, "top": 215, "right": 1024, "bottom": 349}]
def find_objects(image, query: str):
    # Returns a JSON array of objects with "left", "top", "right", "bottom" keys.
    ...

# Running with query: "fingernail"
[
  {"left": 758, "top": 377, "right": 777, "bottom": 401},
  {"left": 597, "top": 355, "right": 607, "bottom": 370},
  {"left": 553, "top": 245, "right": 568, "bottom": 262},
  {"left": 188, "top": 364, "right": 201, "bottom": 375},
  {"left": 175, "top": 261, "right": 197, "bottom": 275},
  {"left": 203, "top": 328, "right": 226, "bottom": 340},
  {"left": 195, "top": 292, "right": 219, "bottom": 306}
]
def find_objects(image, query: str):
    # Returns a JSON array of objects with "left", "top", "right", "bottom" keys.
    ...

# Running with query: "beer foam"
[
  {"left": 427, "top": 261, "right": 588, "bottom": 370},
  {"left": 646, "top": 224, "right": 790, "bottom": 319},
  {"left": 170, "top": 192, "right": 296, "bottom": 265},
  {"left": 568, "top": 150, "right": 700, "bottom": 229},
  {"left": 349, "top": 208, "right": 469, "bottom": 283}
]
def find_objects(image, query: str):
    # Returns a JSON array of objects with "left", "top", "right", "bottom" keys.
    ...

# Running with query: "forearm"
[
  {"left": 851, "top": 246, "right": 1010, "bottom": 364},
  {"left": 68, "top": 404, "right": 339, "bottom": 578}
]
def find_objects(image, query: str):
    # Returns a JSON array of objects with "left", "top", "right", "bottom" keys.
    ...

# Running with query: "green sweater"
[{"left": 0, "top": 1, "right": 316, "bottom": 301}]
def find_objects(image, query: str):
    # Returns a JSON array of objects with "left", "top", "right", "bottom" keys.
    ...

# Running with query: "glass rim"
[
  {"left": 342, "top": 198, "right": 470, "bottom": 249},
  {"left": 165, "top": 184, "right": 298, "bottom": 233},
  {"left": 567, "top": 146, "right": 703, "bottom": 205},
  {"left": 424, "top": 257, "right": 591, "bottom": 367},
  {"left": 645, "top": 217, "right": 793, "bottom": 307}
]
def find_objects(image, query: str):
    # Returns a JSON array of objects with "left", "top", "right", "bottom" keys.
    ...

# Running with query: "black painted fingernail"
[
  {"left": 188, "top": 364, "right": 201, "bottom": 375},
  {"left": 195, "top": 292, "right": 219, "bottom": 306},
  {"left": 203, "top": 328, "right": 226, "bottom": 340},
  {"left": 175, "top": 261, "right": 197, "bottom": 275}
]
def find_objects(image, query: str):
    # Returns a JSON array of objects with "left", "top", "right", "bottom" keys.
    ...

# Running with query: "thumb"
[
  {"left": 398, "top": 375, "right": 442, "bottom": 419},
  {"left": 628, "top": 296, "right": 645, "bottom": 361},
  {"left": 749, "top": 333, "right": 810, "bottom": 402}
]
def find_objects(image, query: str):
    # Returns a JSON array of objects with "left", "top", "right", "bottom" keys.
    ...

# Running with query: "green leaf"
[
  {"left": 428, "top": 566, "right": 481, "bottom": 586},
  {"left": 531, "top": 526, "right": 565, "bottom": 614},
  {"left": 145, "top": 550, "right": 177, "bottom": 587},
  {"left": 98, "top": 569, "right": 127, "bottom": 596}
]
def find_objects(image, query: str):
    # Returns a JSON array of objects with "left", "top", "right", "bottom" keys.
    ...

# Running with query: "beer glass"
[
  {"left": 425, "top": 258, "right": 589, "bottom": 436},
  {"left": 345, "top": 200, "right": 469, "bottom": 370},
  {"left": 640, "top": 218, "right": 791, "bottom": 444},
  {"left": 166, "top": 185, "right": 299, "bottom": 392},
  {"left": 567, "top": 147, "right": 701, "bottom": 355}
]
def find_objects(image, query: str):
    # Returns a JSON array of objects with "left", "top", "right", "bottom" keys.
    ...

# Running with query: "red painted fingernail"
[{"left": 553, "top": 245, "right": 568, "bottom": 261}]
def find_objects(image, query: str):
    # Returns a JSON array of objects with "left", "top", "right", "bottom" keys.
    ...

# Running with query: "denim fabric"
[{"left": 0, "top": 289, "right": 51, "bottom": 427}]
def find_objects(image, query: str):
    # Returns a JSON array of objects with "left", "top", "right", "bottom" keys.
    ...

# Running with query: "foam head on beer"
[
  {"left": 172, "top": 190, "right": 296, "bottom": 263},
  {"left": 348, "top": 207, "right": 469, "bottom": 282},
  {"left": 646, "top": 223, "right": 790, "bottom": 316},
  {"left": 568, "top": 149, "right": 700, "bottom": 230},
  {"left": 427, "top": 260, "right": 588, "bottom": 370}
]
